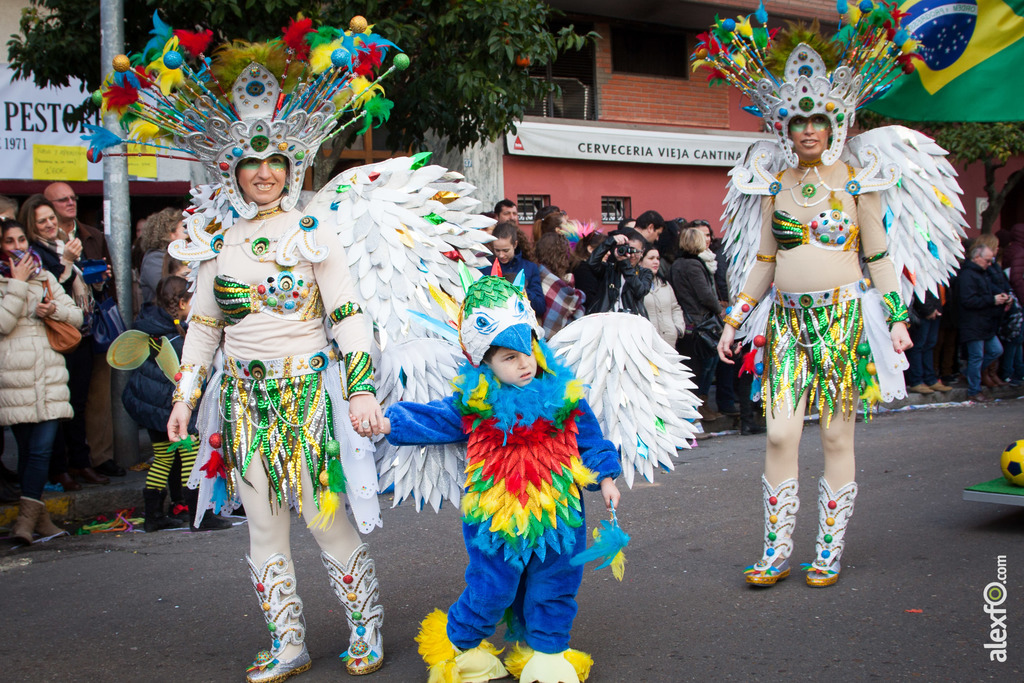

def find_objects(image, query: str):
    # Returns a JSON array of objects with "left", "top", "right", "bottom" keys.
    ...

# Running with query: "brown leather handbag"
[{"left": 42, "top": 279, "right": 82, "bottom": 353}]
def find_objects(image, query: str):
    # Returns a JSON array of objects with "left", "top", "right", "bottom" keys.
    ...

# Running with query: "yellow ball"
[
  {"left": 112, "top": 54, "right": 131, "bottom": 73},
  {"left": 866, "top": 362, "right": 877, "bottom": 376},
  {"left": 349, "top": 15, "right": 368, "bottom": 33},
  {"left": 768, "top": 515, "right": 778, "bottom": 524},
  {"left": 319, "top": 470, "right": 330, "bottom": 486},
  {"left": 1000, "top": 439, "right": 1024, "bottom": 486}
]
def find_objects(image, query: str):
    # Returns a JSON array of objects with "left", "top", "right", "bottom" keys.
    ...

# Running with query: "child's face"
[{"left": 486, "top": 346, "right": 538, "bottom": 387}]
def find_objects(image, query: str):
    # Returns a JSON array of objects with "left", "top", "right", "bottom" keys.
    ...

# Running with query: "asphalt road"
[{"left": 2, "top": 400, "right": 1022, "bottom": 682}]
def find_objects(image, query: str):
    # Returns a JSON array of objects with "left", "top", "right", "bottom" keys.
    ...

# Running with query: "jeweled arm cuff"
[
  {"left": 343, "top": 351, "right": 376, "bottom": 399},
  {"left": 881, "top": 291, "right": 909, "bottom": 327},
  {"left": 190, "top": 314, "right": 227, "bottom": 329},
  {"left": 755, "top": 253, "right": 776, "bottom": 263},
  {"left": 723, "top": 292, "right": 758, "bottom": 330},
  {"left": 329, "top": 302, "right": 362, "bottom": 324},
  {"left": 172, "top": 363, "right": 209, "bottom": 410},
  {"left": 863, "top": 250, "right": 888, "bottom": 264}
]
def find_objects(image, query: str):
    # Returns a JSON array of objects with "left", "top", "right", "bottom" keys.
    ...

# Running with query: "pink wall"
[
  {"left": 950, "top": 157, "right": 1024, "bottom": 235},
  {"left": 503, "top": 155, "right": 737, "bottom": 232}
]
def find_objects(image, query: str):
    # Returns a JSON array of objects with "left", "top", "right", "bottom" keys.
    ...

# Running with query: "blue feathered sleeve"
[
  {"left": 576, "top": 398, "right": 621, "bottom": 490},
  {"left": 385, "top": 396, "right": 468, "bottom": 446}
]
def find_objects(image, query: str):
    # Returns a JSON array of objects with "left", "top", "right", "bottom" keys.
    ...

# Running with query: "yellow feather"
[
  {"left": 416, "top": 610, "right": 458, "bottom": 667},
  {"left": 310, "top": 39, "right": 342, "bottom": 75},
  {"left": 306, "top": 490, "right": 339, "bottom": 531},
  {"left": 503, "top": 644, "right": 533, "bottom": 678},
  {"left": 564, "top": 649, "right": 595, "bottom": 681},
  {"left": 610, "top": 550, "right": 627, "bottom": 581}
]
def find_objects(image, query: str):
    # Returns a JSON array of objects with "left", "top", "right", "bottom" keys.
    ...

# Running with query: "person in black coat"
[
  {"left": 122, "top": 277, "right": 231, "bottom": 532},
  {"left": 958, "top": 243, "right": 1010, "bottom": 400},
  {"left": 671, "top": 227, "right": 724, "bottom": 416}
]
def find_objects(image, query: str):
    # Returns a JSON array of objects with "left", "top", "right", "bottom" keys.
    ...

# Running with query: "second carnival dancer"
[
  {"left": 98, "top": 14, "right": 406, "bottom": 681},
  {"left": 693, "top": 3, "right": 966, "bottom": 588}
]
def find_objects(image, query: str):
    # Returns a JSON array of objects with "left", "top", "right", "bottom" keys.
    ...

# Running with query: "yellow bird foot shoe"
[
  {"left": 505, "top": 644, "right": 593, "bottom": 683},
  {"left": 416, "top": 609, "right": 507, "bottom": 682}
]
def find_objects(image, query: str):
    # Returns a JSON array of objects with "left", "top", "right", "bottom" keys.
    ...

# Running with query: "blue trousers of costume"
[{"left": 447, "top": 520, "right": 587, "bottom": 654}]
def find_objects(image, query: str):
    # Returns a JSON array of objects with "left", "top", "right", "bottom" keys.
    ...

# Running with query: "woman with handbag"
[
  {"left": 19, "top": 195, "right": 110, "bottom": 489},
  {"left": 670, "top": 226, "right": 724, "bottom": 421},
  {"left": 0, "top": 218, "right": 83, "bottom": 544}
]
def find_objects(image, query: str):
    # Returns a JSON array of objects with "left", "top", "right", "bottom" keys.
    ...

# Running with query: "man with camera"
[
  {"left": 579, "top": 227, "right": 653, "bottom": 316},
  {"left": 959, "top": 242, "right": 1009, "bottom": 402}
]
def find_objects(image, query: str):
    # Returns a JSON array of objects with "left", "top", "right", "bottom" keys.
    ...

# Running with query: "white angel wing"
[
  {"left": 547, "top": 313, "right": 702, "bottom": 489},
  {"left": 303, "top": 155, "right": 495, "bottom": 345},
  {"left": 845, "top": 125, "right": 968, "bottom": 303},
  {"left": 374, "top": 337, "right": 467, "bottom": 512},
  {"left": 721, "top": 140, "right": 786, "bottom": 300}
]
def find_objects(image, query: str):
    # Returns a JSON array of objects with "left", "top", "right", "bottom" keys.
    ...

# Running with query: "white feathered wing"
[
  {"left": 844, "top": 125, "right": 968, "bottom": 304},
  {"left": 547, "top": 313, "right": 701, "bottom": 489}
]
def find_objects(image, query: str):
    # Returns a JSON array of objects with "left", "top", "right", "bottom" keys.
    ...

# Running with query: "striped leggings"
[{"left": 145, "top": 432, "right": 198, "bottom": 491}]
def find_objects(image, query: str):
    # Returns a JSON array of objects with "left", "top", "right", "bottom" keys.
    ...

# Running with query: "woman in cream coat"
[{"left": 0, "top": 218, "right": 83, "bottom": 544}]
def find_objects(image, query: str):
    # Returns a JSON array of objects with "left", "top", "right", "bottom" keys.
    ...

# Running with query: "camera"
[{"left": 615, "top": 245, "right": 639, "bottom": 257}]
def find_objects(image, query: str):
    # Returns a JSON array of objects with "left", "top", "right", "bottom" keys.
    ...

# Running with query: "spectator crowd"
[{"left": 3, "top": 187, "right": 1024, "bottom": 541}]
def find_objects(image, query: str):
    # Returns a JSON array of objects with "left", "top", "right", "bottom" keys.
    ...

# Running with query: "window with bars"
[
  {"left": 517, "top": 195, "right": 551, "bottom": 223},
  {"left": 601, "top": 196, "right": 631, "bottom": 224},
  {"left": 525, "top": 22, "right": 597, "bottom": 120}
]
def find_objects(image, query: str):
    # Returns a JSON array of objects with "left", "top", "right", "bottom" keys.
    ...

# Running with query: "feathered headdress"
[
  {"left": 89, "top": 12, "right": 408, "bottom": 219},
  {"left": 690, "top": 0, "right": 920, "bottom": 166}
]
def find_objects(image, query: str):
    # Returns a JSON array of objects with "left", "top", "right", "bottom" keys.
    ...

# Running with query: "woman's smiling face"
[{"left": 236, "top": 155, "right": 288, "bottom": 206}]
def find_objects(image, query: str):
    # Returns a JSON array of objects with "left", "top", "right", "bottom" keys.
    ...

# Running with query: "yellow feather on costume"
[
  {"left": 348, "top": 75, "right": 383, "bottom": 107},
  {"left": 610, "top": 550, "right": 627, "bottom": 581},
  {"left": 128, "top": 119, "right": 162, "bottom": 142},
  {"left": 860, "top": 380, "right": 882, "bottom": 408},
  {"left": 563, "top": 649, "right": 595, "bottom": 681},
  {"left": 465, "top": 374, "right": 490, "bottom": 413},
  {"left": 503, "top": 643, "right": 533, "bottom": 678},
  {"left": 306, "top": 490, "right": 339, "bottom": 531},
  {"left": 310, "top": 39, "right": 343, "bottom": 74},
  {"left": 416, "top": 609, "right": 458, "bottom": 665}
]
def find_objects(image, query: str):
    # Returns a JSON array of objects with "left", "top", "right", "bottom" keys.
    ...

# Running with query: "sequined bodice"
[
  {"left": 214, "top": 272, "right": 324, "bottom": 324},
  {"left": 772, "top": 209, "right": 859, "bottom": 252}
]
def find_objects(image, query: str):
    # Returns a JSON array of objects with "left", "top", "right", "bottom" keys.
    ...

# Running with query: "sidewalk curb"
[{"left": 0, "top": 470, "right": 148, "bottom": 526}]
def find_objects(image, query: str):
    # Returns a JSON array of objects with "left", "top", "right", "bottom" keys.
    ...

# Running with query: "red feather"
[
  {"left": 282, "top": 17, "right": 315, "bottom": 61},
  {"left": 352, "top": 54, "right": 375, "bottom": 77},
  {"left": 200, "top": 451, "right": 226, "bottom": 479},
  {"left": 103, "top": 83, "right": 139, "bottom": 111},
  {"left": 173, "top": 29, "right": 213, "bottom": 58}
]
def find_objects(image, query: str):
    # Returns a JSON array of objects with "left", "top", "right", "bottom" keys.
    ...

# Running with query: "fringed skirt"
[
  {"left": 187, "top": 346, "right": 382, "bottom": 533},
  {"left": 764, "top": 279, "right": 907, "bottom": 423}
]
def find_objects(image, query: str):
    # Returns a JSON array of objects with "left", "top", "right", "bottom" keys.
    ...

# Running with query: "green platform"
[{"left": 963, "top": 477, "right": 1024, "bottom": 506}]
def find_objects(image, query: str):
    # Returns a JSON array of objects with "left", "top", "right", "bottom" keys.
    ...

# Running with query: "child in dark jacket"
[
  {"left": 365, "top": 274, "right": 621, "bottom": 683},
  {"left": 122, "top": 276, "right": 231, "bottom": 532}
]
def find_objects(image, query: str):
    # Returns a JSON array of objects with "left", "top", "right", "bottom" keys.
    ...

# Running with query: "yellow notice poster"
[
  {"left": 127, "top": 144, "right": 157, "bottom": 178},
  {"left": 32, "top": 144, "right": 87, "bottom": 181}
]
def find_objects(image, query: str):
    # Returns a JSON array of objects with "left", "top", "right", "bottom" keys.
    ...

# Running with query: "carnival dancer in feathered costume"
[
  {"left": 372, "top": 271, "right": 622, "bottom": 683},
  {"left": 691, "top": 1, "right": 967, "bottom": 587},
  {"left": 95, "top": 13, "right": 420, "bottom": 681}
]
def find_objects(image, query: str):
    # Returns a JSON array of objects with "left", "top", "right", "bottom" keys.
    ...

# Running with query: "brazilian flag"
[{"left": 869, "top": 0, "right": 1024, "bottom": 121}]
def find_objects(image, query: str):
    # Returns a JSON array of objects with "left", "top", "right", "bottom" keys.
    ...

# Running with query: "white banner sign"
[
  {"left": 506, "top": 120, "right": 768, "bottom": 167},
  {"left": 1, "top": 65, "right": 189, "bottom": 182}
]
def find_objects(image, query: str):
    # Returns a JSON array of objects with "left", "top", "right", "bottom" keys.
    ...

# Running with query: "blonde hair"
[{"left": 678, "top": 227, "right": 707, "bottom": 256}]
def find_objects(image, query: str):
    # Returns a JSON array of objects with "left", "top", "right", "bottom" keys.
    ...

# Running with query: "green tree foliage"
[
  {"left": 7, "top": 0, "right": 593, "bottom": 153},
  {"left": 859, "top": 112, "right": 1024, "bottom": 234}
]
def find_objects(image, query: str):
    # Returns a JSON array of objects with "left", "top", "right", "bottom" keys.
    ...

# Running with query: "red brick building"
[{"left": 500, "top": 1, "right": 1022, "bottom": 235}]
